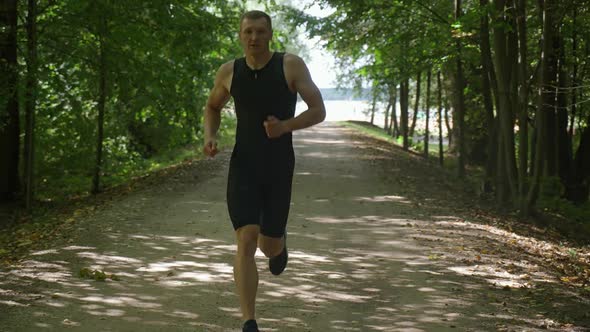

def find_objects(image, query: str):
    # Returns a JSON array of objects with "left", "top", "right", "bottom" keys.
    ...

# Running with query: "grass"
[{"left": 339, "top": 121, "right": 445, "bottom": 156}]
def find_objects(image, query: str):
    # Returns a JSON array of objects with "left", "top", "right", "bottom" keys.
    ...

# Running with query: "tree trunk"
[
  {"left": 400, "top": 79, "right": 410, "bottom": 150},
  {"left": 0, "top": 0, "right": 19, "bottom": 202},
  {"left": 525, "top": 0, "right": 556, "bottom": 214},
  {"left": 454, "top": 0, "right": 466, "bottom": 178},
  {"left": 437, "top": 71, "right": 444, "bottom": 166},
  {"left": 92, "top": 15, "right": 108, "bottom": 194},
  {"left": 567, "top": 116, "right": 590, "bottom": 203},
  {"left": 492, "top": 0, "right": 519, "bottom": 202},
  {"left": 568, "top": 7, "right": 577, "bottom": 139},
  {"left": 563, "top": 13, "right": 589, "bottom": 204},
  {"left": 480, "top": 0, "right": 497, "bottom": 193},
  {"left": 384, "top": 101, "right": 390, "bottom": 132},
  {"left": 444, "top": 89, "right": 452, "bottom": 148},
  {"left": 544, "top": 31, "right": 560, "bottom": 178},
  {"left": 410, "top": 71, "right": 421, "bottom": 138},
  {"left": 24, "top": 0, "right": 38, "bottom": 211},
  {"left": 390, "top": 84, "right": 399, "bottom": 138},
  {"left": 556, "top": 34, "right": 572, "bottom": 186},
  {"left": 509, "top": 0, "right": 521, "bottom": 199},
  {"left": 424, "top": 70, "right": 431, "bottom": 157},
  {"left": 516, "top": 0, "right": 529, "bottom": 200},
  {"left": 370, "top": 90, "right": 376, "bottom": 125},
  {"left": 496, "top": 127, "right": 509, "bottom": 204}
]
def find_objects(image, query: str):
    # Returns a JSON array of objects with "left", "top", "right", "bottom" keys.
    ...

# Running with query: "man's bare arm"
[
  {"left": 283, "top": 55, "right": 326, "bottom": 132},
  {"left": 203, "top": 62, "right": 232, "bottom": 156}
]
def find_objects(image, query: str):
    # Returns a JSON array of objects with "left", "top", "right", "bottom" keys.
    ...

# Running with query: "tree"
[
  {"left": 424, "top": 69, "right": 432, "bottom": 157},
  {"left": 409, "top": 71, "right": 421, "bottom": 138},
  {"left": 9, "top": 0, "right": 245, "bottom": 202},
  {"left": 0, "top": 0, "right": 19, "bottom": 203},
  {"left": 479, "top": 0, "right": 498, "bottom": 194},
  {"left": 437, "top": 71, "right": 444, "bottom": 166},
  {"left": 525, "top": 0, "right": 557, "bottom": 214},
  {"left": 284, "top": 0, "right": 590, "bottom": 214},
  {"left": 453, "top": 0, "right": 467, "bottom": 178},
  {"left": 23, "top": 0, "right": 38, "bottom": 210}
]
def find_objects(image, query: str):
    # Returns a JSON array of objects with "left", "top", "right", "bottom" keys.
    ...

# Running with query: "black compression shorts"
[{"left": 226, "top": 157, "right": 294, "bottom": 238}]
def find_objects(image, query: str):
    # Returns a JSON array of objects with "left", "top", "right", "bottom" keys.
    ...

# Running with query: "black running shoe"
[
  {"left": 242, "top": 319, "right": 259, "bottom": 332},
  {"left": 269, "top": 233, "right": 288, "bottom": 275}
]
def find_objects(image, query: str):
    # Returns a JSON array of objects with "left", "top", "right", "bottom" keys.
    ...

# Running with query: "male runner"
[{"left": 202, "top": 10, "right": 326, "bottom": 332}]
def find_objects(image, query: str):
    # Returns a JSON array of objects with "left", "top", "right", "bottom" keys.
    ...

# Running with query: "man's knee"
[
  {"left": 236, "top": 225, "right": 259, "bottom": 257},
  {"left": 258, "top": 235, "right": 283, "bottom": 258}
]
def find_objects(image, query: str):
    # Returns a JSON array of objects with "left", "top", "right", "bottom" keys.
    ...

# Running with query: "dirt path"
[{"left": 1, "top": 123, "right": 588, "bottom": 332}]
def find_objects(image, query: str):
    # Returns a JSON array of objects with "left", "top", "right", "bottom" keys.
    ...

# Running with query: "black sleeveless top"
[{"left": 230, "top": 52, "right": 297, "bottom": 172}]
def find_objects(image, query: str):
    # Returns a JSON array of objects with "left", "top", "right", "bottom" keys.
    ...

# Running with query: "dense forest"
[
  {"left": 0, "top": 0, "right": 299, "bottom": 210},
  {"left": 1, "top": 0, "right": 589, "bottom": 223},
  {"left": 284, "top": 0, "right": 590, "bottom": 218}
]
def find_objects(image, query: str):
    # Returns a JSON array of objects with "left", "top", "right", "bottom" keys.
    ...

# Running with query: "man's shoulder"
[
  {"left": 214, "top": 60, "right": 236, "bottom": 91},
  {"left": 283, "top": 53, "right": 305, "bottom": 66},
  {"left": 218, "top": 60, "right": 236, "bottom": 77},
  {"left": 283, "top": 53, "right": 308, "bottom": 79}
]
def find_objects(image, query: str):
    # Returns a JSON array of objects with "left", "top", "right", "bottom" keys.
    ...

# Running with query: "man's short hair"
[{"left": 240, "top": 10, "right": 272, "bottom": 31}]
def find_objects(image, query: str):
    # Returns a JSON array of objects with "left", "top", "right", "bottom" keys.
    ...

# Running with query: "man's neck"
[{"left": 245, "top": 50, "right": 273, "bottom": 70}]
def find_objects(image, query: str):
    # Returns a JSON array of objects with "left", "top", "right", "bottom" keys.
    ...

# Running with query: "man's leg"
[
  {"left": 259, "top": 232, "right": 288, "bottom": 275},
  {"left": 258, "top": 234, "right": 285, "bottom": 258},
  {"left": 259, "top": 170, "right": 291, "bottom": 275},
  {"left": 234, "top": 224, "right": 260, "bottom": 322}
]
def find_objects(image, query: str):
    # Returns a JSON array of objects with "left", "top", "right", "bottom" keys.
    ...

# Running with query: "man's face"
[{"left": 239, "top": 17, "right": 272, "bottom": 55}]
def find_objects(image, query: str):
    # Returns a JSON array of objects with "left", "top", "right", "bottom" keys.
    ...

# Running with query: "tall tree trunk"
[
  {"left": 556, "top": 34, "right": 572, "bottom": 186},
  {"left": 568, "top": 116, "right": 590, "bottom": 203},
  {"left": 400, "top": 79, "right": 410, "bottom": 150},
  {"left": 390, "top": 84, "right": 399, "bottom": 137},
  {"left": 24, "top": 0, "right": 38, "bottom": 211},
  {"left": 410, "top": 71, "right": 421, "bottom": 138},
  {"left": 444, "top": 89, "right": 452, "bottom": 148},
  {"left": 509, "top": 0, "right": 521, "bottom": 199},
  {"left": 525, "top": 0, "right": 556, "bottom": 214},
  {"left": 384, "top": 101, "right": 390, "bottom": 131},
  {"left": 0, "top": 0, "right": 19, "bottom": 202},
  {"left": 544, "top": 31, "right": 560, "bottom": 178},
  {"left": 369, "top": 89, "right": 376, "bottom": 125},
  {"left": 563, "top": 15, "right": 589, "bottom": 203},
  {"left": 480, "top": 0, "right": 497, "bottom": 193},
  {"left": 92, "top": 15, "right": 108, "bottom": 194},
  {"left": 424, "top": 70, "right": 431, "bottom": 157},
  {"left": 492, "top": 0, "right": 519, "bottom": 202},
  {"left": 568, "top": 7, "right": 577, "bottom": 139},
  {"left": 516, "top": 0, "right": 529, "bottom": 201},
  {"left": 496, "top": 127, "right": 509, "bottom": 203},
  {"left": 454, "top": 0, "right": 466, "bottom": 177},
  {"left": 437, "top": 71, "right": 444, "bottom": 166}
]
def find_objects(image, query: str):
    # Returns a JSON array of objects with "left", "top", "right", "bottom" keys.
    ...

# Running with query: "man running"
[{"left": 202, "top": 10, "right": 326, "bottom": 332}]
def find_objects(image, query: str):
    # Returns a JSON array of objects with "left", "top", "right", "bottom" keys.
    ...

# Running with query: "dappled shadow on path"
[{"left": 1, "top": 123, "right": 588, "bottom": 331}]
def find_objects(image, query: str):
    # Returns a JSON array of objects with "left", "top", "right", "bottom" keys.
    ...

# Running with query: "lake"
[{"left": 296, "top": 100, "right": 449, "bottom": 140}]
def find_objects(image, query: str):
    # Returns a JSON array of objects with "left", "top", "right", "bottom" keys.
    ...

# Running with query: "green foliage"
[
  {"left": 37, "top": 115, "right": 236, "bottom": 201},
  {"left": 18, "top": 0, "right": 250, "bottom": 200},
  {"left": 537, "top": 176, "right": 590, "bottom": 224},
  {"left": 540, "top": 176, "right": 564, "bottom": 199},
  {"left": 540, "top": 197, "right": 590, "bottom": 224}
]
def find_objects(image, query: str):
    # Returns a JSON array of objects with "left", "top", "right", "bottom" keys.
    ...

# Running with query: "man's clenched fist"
[
  {"left": 203, "top": 139, "right": 218, "bottom": 158},
  {"left": 263, "top": 115, "right": 288, "bottom": 139}
]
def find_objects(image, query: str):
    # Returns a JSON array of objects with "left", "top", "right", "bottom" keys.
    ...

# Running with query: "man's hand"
[
  {"left": 263, "top": 116, "right": 289, "bottom": 139},
  {"left": 203, "top": 138, "right": 218, "bottom": 158}
]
